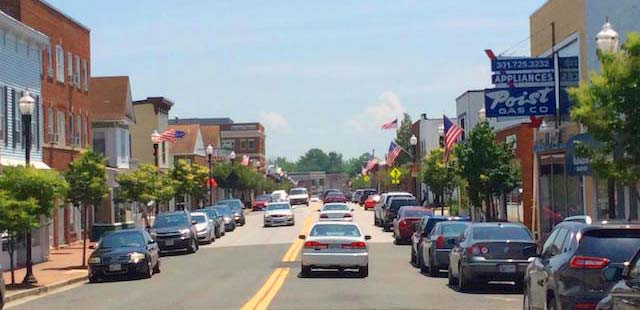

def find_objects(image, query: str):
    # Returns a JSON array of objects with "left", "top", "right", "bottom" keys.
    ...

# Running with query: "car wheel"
[
  {"left": 523, "top": 285, "right": 532, "bottom": 310},
  {"left": 359, "top": 266, "right": 369, "bottom": 278},
  {"left": 419, "top": 255, "right": 429, "bottom": 274},
  {"left": 374, "top": 216, "right": 379, "bottom": 227},
  {"left": 448, "top": 265, "right": 456, "bottom": 286},
  {"left": 144, "top": 259, "right": 153, "bottom": 279},
  {"left": 394, "top": 233, "right": 401, "bottom": 245},
  {"left": 410, "top": 247, "right": 417, "bottom": 265},
  {"left": 211, "top": 231, "right": 216, "bottom": 243},
  {"left": 153, "top": 259, "right": 161, "bottom": 274},
  {"left": 458, "top": 265, "right": 470, "bottom": 292},
  {"left": 188, "top": 238, "right": 197, "bottom": 253},
  {"left": 547, "top": 296, "right": 557, "bottom": 310},
  {"left": 301, "top": 264, "right": 312, "bottom": 278},
  {"left": 428, "top": 252, "right": 439, "bottom": 277},
  {"left": 88, "top": 275, "right": 99, "bottom": 283},
  {"left": 215, "top": 227, "right": 221, "bottom": 239}
]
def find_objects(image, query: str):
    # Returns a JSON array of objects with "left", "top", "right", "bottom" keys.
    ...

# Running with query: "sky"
[{"left": 50, "top": 1, "right": 543, "bottom": 160}]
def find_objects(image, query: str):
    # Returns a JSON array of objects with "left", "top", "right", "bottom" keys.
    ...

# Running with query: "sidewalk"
[{"left": 2, "top": 241, "right": 93, "bottom": 303}]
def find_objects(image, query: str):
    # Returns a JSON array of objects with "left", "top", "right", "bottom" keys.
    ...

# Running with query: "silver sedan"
[
  {"left": 263, "top": 203, "right": 295, "bottom": 227},
  {"left": 318, "top": 203, "right": 354, "bottom": 222},
  {"left": 299, "top": 222, "right": 370, "bottom": 277}
]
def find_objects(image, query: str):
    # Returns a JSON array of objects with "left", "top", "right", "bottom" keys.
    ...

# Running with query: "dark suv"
[
  {"left": 382, "top": 196, "right": 418, "bottom": 232},
  {"left": 358, "top": 189, "right": 377, "bottom": 205},
  {"left": 149, "top": 211, "right": 199, "bottom": 254},
  {"left": 597, "top": 248, "right": 640, "bottom": 310},
  {"left": 524, "top": 222, "right": 640, "bottom": 310}
]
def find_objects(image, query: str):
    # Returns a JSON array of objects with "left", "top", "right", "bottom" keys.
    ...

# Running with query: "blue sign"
[
  {"left": 566, "top": 134, "right": 595, "bottom": 176},
  {"left": 492, "top": 71, "right": 554, "bottom": 87},
  {"left": 491, "top": 57, "right": 553, "bottom": 72},
  {"left": 558, "top": 56, "right": 579, "bottom": 70},
  {"left": 484, "top": 86, "right": 556, "bottom": 117}
]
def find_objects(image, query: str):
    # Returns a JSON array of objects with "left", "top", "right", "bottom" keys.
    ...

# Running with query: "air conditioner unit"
[{"left": 48, "top": 132, "right": 58, "bottom": 144}]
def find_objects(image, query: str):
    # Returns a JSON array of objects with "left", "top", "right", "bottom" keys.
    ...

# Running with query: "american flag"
[
  {"left": 241, "top": 155, "right": 250, "bottom": 166},
  {"left": 443, "top": 115, "right": 463, "bottom": 162},
  {"left": 385, "top": 141, "right": 402, "bottom": 166},
  {"left": 364, "top": 151, "right": 377, "bottom": 172},
  {"left": 152, "top": 129, "right": 186, "bottom": 143},
  {"left": 381, "top": 118, "right": 398, "bottom": 130}
]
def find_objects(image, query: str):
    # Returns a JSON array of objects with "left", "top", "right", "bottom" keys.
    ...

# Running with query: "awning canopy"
[{"left": 1, "top": 158, "right": 51, "bottom": 169}]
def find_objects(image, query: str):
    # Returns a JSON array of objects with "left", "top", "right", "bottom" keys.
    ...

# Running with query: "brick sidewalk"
[{"left": 2, "top": 241, "right": 93, "bottom": 301}]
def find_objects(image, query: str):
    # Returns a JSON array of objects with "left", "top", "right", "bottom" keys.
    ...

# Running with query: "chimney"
[{"left": 421, "top": 113, "right": 427, "bottom": 120}]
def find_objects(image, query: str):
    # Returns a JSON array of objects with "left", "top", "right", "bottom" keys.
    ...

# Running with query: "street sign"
[
  {"left": 484, "top": 86, "right": 556, "bottom": 117},
  {"left": 491, "top": 57, "right": 553, "bottom": 71},
  {"left": 389, "top": 167, "right": 401, "bottom": 185}
]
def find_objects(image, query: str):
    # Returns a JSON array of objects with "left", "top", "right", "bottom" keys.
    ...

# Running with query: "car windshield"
[
  {"left": 266, "top": 204, "right": 290, "bottom": 211},
  {"left": 290, "top": 189, "right": 307, "bottom": 195},
  {"left": 256, "top": 195, "right": 271, "bottom": 201},
  {"left": 323, "top": 204, "right": 349, "bottom": 211},
  {"left": 441, "top": 223, "right": 469, "bottom": 236},
  {"left": 153, "top": 214, "right": 188, "bottom": 228},
  {"left": 472, "top": 226, "right": 532, "bottom": 241},
  {"left": 214, "top": 207, "right": 231, "bottom": 217},
  {"left": 191, "top": 214, "right": 207, "bottom": 224},
  {"left": 310, "top": 224, "right": 361, "bottom": 237},
  {"left": 403, "top": 209, "right": 431, "bottom": 218},
  {"left": 219, "top": 200, "right": 242, "bottom": 210},
  {"left": 201, "top": 208, "right": 218, "bottom": 219},
  {"left": 100, "top": 231, "right": 145, "bottom": 249},
  {"left": 577, "top": 229, "right": 640, "bottom": 263}
]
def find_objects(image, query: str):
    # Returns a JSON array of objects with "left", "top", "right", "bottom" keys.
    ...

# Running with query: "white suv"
[
  {"left": 374, "top": 192, "right": 414, "bottom": 227},
  {"left": 289, "top": 187, "right": 309, "bottom": 206}
]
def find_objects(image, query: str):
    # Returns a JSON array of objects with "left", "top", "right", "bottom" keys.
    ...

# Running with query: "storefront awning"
[{"left": 1, "top": 158, "right": 51, "bottom": 169}]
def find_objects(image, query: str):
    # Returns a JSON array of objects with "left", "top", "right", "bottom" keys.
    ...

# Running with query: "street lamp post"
[
  {"left": 229, "top": 151, "right": 237, "bottom": 165},
  {"left": 206, "top": 144, "right": 214, "bottom": 205},
  {"left": 151, "top": 130, "right": 161, "bottom": 214},
  {"left": 19, "top": 91, "right": 36, "bottom": 285},
  {"left": 436, "top": 124, "right": 445, "bottom": 215},
  {"left": 409, "top": 134, "right": 418, "bottom": 199}
]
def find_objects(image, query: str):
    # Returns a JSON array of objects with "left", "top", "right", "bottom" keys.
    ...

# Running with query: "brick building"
[
  {"left": 1, "top": 0, "right": 92, "bottom": 247},
  {"left": 219, "top": 122, "right": 266, "bottom": 169}
]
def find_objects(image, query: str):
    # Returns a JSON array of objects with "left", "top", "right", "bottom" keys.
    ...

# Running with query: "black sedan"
[
  {"left": 448, "top": 222, "right": 536, "bottom": 292},
  {"left": 88, "top": 229, "right": 160, "bottom": 282}
]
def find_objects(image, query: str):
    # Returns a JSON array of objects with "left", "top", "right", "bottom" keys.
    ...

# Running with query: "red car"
[
  {"left": 251, "top": 194, "right": 272, "bottom": 211},
  {"left": 364, "top": 194, "right": 380, "bottom": 210},
  {"left": 392, "top": 206, "right": 433, "bottom": 244},
  {"left": 324, "top": 193, "right": 347, "bottom": 204}
]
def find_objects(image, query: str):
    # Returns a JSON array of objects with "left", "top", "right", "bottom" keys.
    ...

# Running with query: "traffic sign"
[
  {"left": 390, "top": 167, "right": 401, "bottom": 185},
  {"left": 363, "top": 175, "right": 370, "bottom": 182}
]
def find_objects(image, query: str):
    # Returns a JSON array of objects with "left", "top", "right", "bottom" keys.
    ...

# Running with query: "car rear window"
[
  {"left": 577, "top": 229, "right": 640, "bottom": 263},
  {"left": 424, "top": 219, "right": 445, "bottom": 235},
  {"left": 192, "top": 214, "right": 207, "bottom": 223},
  {"left": 323, "top": 204, "right": 349, "bottom": 211},
  {"left": 290, "top": 189, "right": 307, "bottom": 195},
  {"left": 441, "top": 222, "right": 469, "bottom": 236},
  {"left": 404, "top": 210, "right": 431, "bottom": 218},
  {"left": 472, "top": 226, "right": 532, "bottom": 241},
  {"left": 310, "top": 224, "right": 361, "bottom": 237},
  {"left": 390, "top": 199, "right": 418, "bottom": 211}
]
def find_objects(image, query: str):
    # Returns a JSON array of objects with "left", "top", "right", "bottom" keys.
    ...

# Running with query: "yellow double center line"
[{"left": 240, "top": 205, "right": 318, "bottom": 310}]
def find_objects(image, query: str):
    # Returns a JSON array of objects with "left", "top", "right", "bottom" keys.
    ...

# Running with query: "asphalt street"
[{"left": 6, "top": 202, "right": 522, "bottom": 310}]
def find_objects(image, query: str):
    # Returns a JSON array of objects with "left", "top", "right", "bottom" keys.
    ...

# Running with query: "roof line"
[{"left": 38, "top": 0, "right": 91, "bottom": 32}]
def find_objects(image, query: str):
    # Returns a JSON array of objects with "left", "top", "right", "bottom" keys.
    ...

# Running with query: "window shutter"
[
  {"left": 11, "top": 89, "right": 16, "bottom": 148},
  {"left": 35, "top": 96, "right": 40, "bottom": 149},
  {"left": 3, "top": 86, "right": 7, "bottom": 146}
]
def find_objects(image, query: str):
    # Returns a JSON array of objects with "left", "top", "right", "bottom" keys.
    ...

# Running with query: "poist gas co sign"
[{"left": 484, "top": 86, "right": 556, "bottom": 117}]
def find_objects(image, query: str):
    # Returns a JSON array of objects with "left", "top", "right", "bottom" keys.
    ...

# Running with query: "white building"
[{"left": 455, "top": 90, "right": 528, "bottom": 138}]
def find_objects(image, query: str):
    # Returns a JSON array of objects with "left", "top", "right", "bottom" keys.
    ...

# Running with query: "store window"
[{"left": 539, "top": 155, "right": 584, "bottom": 237}]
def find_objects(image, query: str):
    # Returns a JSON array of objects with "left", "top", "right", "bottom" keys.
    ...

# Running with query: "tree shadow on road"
[
  {"left": 298, "top": 270, "right": 364, "bottom": 279},
  {"left": 447, "top": 282, "right": 523, "bottom": 295}
]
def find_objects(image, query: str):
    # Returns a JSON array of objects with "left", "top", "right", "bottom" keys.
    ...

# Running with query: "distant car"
[
  {"left": 217, "top": 199, "right": 246, "bottom": 226},
  {"left": 381, "top": 196, "right": 418, "bottom": 232},
  {"left": 448, "top": 222, "right": 536, "bottom": 292},
  {"left": 391, "top": 206, "right": 432, "bottom": 244},
  {"left": 88, "top": 229, "right": 160, "bottom": 282},
  {"left": 310, "top": 196, "right": 321, "bottom": 203},
  {"left": 252, "top": 194, "right": 272, "bottom": 211},
  {"left": 324, "top": 193, "right": 347, "bottom": 204},
  {"left": 374, "top": 192, "right": 413, "bottom": 227},
  {"left": 149, "top": 211, "right": 199, "bottom": 254},
  {"left": 524, "top": 222, "right": 640, "bottom": 310},
  {"left": 319, "top": 203, "right": 354, "bottom": 222},
  {"left": 299, "top": 222, "right": 371, "bottom": 278},
  {"left": 419, "top": 220, "right": 470, "bottom": 276},
  {"left": 597, "top": 248, "right": 640, "bottom": 310},
  {"left": 0, "top": 263, "right": 4, "bottom": 309},
  {"left": 190, "top": 212, "right": 215, "bottom": 244},
  {"left": 263, "top": 203, "right": 295, "bottom": 227},
  {"left": 352, "top": 189, "right": 363, "bottom": 204},
  {"left": 289, "top": 187, "right": 310, "bottom": 206},
  {"left": 358, "top": 189, "right": 377, "bottom": 205},
  {"left": 212, "top": 205, "right": 236, "bottom": 232},
  {"left": 322, "top": 189, "right": 342, "bottom": 201},
  {"left": 364, "top": 194, "right": 380, "bottom": 211},
  {"left": 197, "top": 207, "right": 226, "bottom": 238},
  {"left": 411, "top": 215, "right": 461, "bottom": 267},
  {"left": 272, "top": 190, "right": 289, "bottom": 202}
]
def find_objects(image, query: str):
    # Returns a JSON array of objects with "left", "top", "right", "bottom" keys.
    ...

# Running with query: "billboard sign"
[{"left": 484, "top": 87, "right": 556, "bottom": 117}]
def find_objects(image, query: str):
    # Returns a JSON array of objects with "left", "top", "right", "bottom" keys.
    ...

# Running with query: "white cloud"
[
  {"left": 347, "top": 91, "right": 406, "bottom": 131},
  {"left": 260, "top": 111, "right": 290, "bottom": 132}
]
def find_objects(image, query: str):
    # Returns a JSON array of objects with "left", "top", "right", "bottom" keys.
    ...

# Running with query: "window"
[
  {"left": 47, "top": 107, "right": 54, "bottom": 143},
  {"left": 161, "top": 142, "right": 166, "bottom": 164},
  {"left": 240, "top": 139, "right": 247, "bottom": 150},
  {"left": 506, "top": 134, "right": 517, "bottom": 151},
  {"left": 55, "top": 45, "right": 64, "bottom": 82},
  {"left": 69, "top": 113, "right": 74, "bottom": 143},
  {"left": 0, "top": 87, "right": 3, "bottom": 141},
  {"left": 248, "top": 139, "right": 256, "bottom": 150},
  {"left": 459, "top": 117, "right": 466, "bottom": 141},
  {"left": 221, "top": 139, "right": 235, "bottom": 150},
  {"left": 542, "top": 228, "right": 560, "bottom": 256},
  {"left": 120, "top": 130, "right": 126, "bottom": 158},
  {"left": 57, "top": 111, "right": 66, "bottom": 145},
  {"left": 82, "top": 59, "right": 88, "bottom": 91},
  {"left": 76, "top": 115, "right": 82, "bottom": 146},
  {"left": 74, "top": 55, "right": 80, "bottom": 87},
  {"left": 84, "top": 115, "right": 88, "bottom": 145},
  {"left": 14, "top": 91, "right": 21, "bottom": 147},
  {"left": 67, "top": 52, "right": 73, "bottom": 79},
  {"left": 551, "top": 228, "right": 569, "bottom": 255},
  {"left": 46, "top": 45, "right": 53, "bottom": 78},
  {"left": 93, "top": 132, "right": 105, "bottom": 156}
]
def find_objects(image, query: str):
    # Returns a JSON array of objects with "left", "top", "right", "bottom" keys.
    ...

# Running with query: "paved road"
[{"left": 7, "top": 202, "right": 522, "bottom": 310}]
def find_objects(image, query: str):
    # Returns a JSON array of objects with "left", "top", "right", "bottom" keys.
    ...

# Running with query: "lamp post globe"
[
  {"left": 229, "top": 151, "right": 236, "bottom": 160},
  {"left": 596, "top": 19, "right": 620, "bottom": 53},
  {"left": 437, "top": 124, "right": 445, "bottom": 136},
  {"left": 151, "top": 130, "right": 160, "bottom": 142},
  {"left": 206, "top": 144, "right": 214, "bottom": 155},
  {"left": 18, "top": 91, "right": 35, "bottom": 116},
  {"left": 409, "top": 134, "right": 418, "bottom": 146},
  {"left": 478, "top": 107, "right": 487, "bottom": 122}
]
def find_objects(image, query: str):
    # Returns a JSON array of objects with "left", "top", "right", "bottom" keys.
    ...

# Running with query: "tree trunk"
[
  {"left": 484, "top": 195, "right": 492, "bottom": 222},
  {"left": 608, "top": 178, "right": 616, "bottom": 219},
  {"left": 8, "top": 233, "right": 15, "bottom": 285},
  {"left": 81, "top": 204, "right": 88, "bottom": 267}
]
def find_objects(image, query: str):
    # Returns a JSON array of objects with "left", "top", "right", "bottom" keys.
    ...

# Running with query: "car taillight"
[
  {"left": 468, "top": 244, "right": 489, "bottom": 255},
  {"left": 573, "top": 302, "right": 597, "bottom": 310},
  {"left": 569, "top": 256, "right": 609, "bottom": 269},
  {"left": 342, "top": 241, "right": 366, "bottom": 249},
  {"left": 399, "top": 220, "right": 408, "bottom": 228},
  {"left": 343, "top": 213, "right": 352, "bottom": 218},
  {"left": 435, "top": 235, "right": 444, "bottom": 248},
  {"left": 304, "top": 241, "right": 328, "bottom": 249},
  {"left": 320, "top": 214, "right": 328, "bottom": 218}
]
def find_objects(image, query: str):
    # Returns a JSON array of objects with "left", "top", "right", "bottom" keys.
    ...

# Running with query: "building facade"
[
  {"left": 0, "top": 8, "right": 49, "bottom": 269},
  {"left": 167, "top": 123, "right": 206, "bottom": 209},
  {"left": 415, "top": 115, "right": 455, "bottom": 205},
  {"left": 219, "top": 122, "right": 266, "bottom": 170},
  {"left": 130, "top": 97, "right": 173, "bottom": 170}
]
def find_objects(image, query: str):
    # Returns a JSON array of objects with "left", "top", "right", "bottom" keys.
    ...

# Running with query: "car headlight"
[
  {"left": 287, "top": 214, "right": 294, "bottom": 219},
  {"left": 224, "top": 217, "right": 231, "bottom": 222},
  {"left": 150, "top": 232, "right": 157, "bottom": 239},
  {"left": 179, "top": 228, "right": 190, "bottom": 236},
  {"left": 264, "top": 213, "right": 271, "bottom": 218},
  {"left": 129, "top": 252, "right": 146, "bottom": 264},
  {"left": 88, "top": 256, "right": 101, "bottom": 264}
]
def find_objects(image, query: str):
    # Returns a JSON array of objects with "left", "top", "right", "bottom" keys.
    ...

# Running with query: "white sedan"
[
  {"left": 299, "top": 222, "right": 370, "bottom": 277},
  {"left": 318, "top": 203, "right": 354, "bottom": 222},
  {"left": 263, "top": 203, "right": 295, "bottom": 227}
]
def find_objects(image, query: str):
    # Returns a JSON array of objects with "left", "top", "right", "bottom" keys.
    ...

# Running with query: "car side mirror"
[
  {"left": 191, "top": 220, "right": 198, "bottom": 225},
  {"left": 364, "top": 235, "right": 372, "bottom": 240},
  {"left": 602, "top": 265, "right": 624, "bottom": 282},
  {"left": 298, "top": 234, "right": 306, "bottom": 240},
  {"left": 89, "top": 245, "right": 96, "bottom": 249}
]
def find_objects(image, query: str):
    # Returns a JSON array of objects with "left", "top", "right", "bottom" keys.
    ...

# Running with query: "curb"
[{"left": 5, "top": 274, "right": 87, "bottom": 303}]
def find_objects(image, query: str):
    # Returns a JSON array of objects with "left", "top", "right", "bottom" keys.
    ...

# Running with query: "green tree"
[
  {"left": 116, "top": 164, "right": 165, "bottom": 227},
  {"left": 455, "top": 122, "right": 519, "bottom": 221},
  {"left": 296, "top": 148, "right": 330, "bottom": 171},
  {"left": 0, "top": 166, "right": 68, "bottom": 284},
  {"left": 345, "top": 153, "right": 370, "bottom": 176},
  {"left": 569, "top": 33, "right": 640, "bottom": 218},
  {"left": 326, "top": 152, "right": 345, "bottom": 173},
  {"left": 394, "top": 113, "right": 413, "bottom": 165},
  {"left": 171, "top": 160, "right": 209, "bottom": 207},
  {"left": 0, "top": 191, "right": 38, "bottom": 284},
  {"left": 349, "top": 175, "right": 370, "bottom": 190},
  {"left": 65, "top": 151, "right": 109, "bottom": 267},
  {"left": 421, "top": 148, "right": 461, "bottom": 214},
  {"left": 273, "top": 156, "right": 297, "bottom": 172}
]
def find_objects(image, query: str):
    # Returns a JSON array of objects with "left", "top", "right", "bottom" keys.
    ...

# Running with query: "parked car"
[
  {"left": 310, "top": 196, "right": 321, "bottom": 203},
  {"left": 149, "top": 211, "right": 199, "bottom": 254},
  {"left": 563, "top": 215, "right": 593, "bottom": 224},
  {"left": 358, "top": 189, "right": 377, "bottom": 205},
  {"left": 524, "top": 222, "right": 640, "bottom": 310},
  {"left": 321, "top": 189, "right": 342, "bottom": 201},
  {"left": 352, "top": 189, "right": 364, "bottom": 204},
  {"left": 272, "top": 190, "right": 289, "bottom": 202},
  {"left": 197, "top": 207, "right": 226, "bottom": 238},
  {"left": 252, "top": 194, "right": 272, "bottom": 211},
  {"left": 364, "top": 194, "right": 380, "bottom": 211},
  {"left": 217, "top": 199, "right": 246, "bottom": 226},
  {"left": 289, "top": 187, "right": 310, "bottom": 206},
  {"left": 324, "top": 192, "right": 348, "bottom": 204},
  {"left": 319, "top": 203, "right": 354, "bottom": 222},
  {"left": 263, "top": 202, "right": 295, "bottom": 227},
  {"left": 1, "top": 263, "right": 4, "bottom": 309},
  {"left": 448, "top": 222, "right": 536, "bottom": 292},
  {"left": 374, "top": 192, "right": 413, "bottom": 227},
  {"left": 410, "top": 215, "right": 461, "bottom": 267},
  {"left": 419, "top": 220, "right": 470, "bottom": 276},
  {"left": 392, "top": 206, "right": 432, "bottom": 244},
  {"left": 190, "top": 212, "right": 215, "bottom": 244},
  {"left": 597, "top": 248, "right": 640, "bottom": 310},
  {"left": 212, "top": 205, "right": 236, "bottom": 232},
  {"left": 381, "top": 196, "right": 418, "bottom": 232},
  {"left": 299, "top": 222, "right": 371, "bottom": 278},
  {"left": 88, "top": 229, "right": 160, "bottom": 282}
]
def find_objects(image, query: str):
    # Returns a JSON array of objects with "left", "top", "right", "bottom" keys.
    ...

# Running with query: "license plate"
[
  {"left": 164, "top": 239, "right": 174, "bottom": 246},
  {"left": 109, "top": 264, "right": 122, "bottom": 272},
  {"left": 498, "top": 264, "right": 516, "bottom": 273}
]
